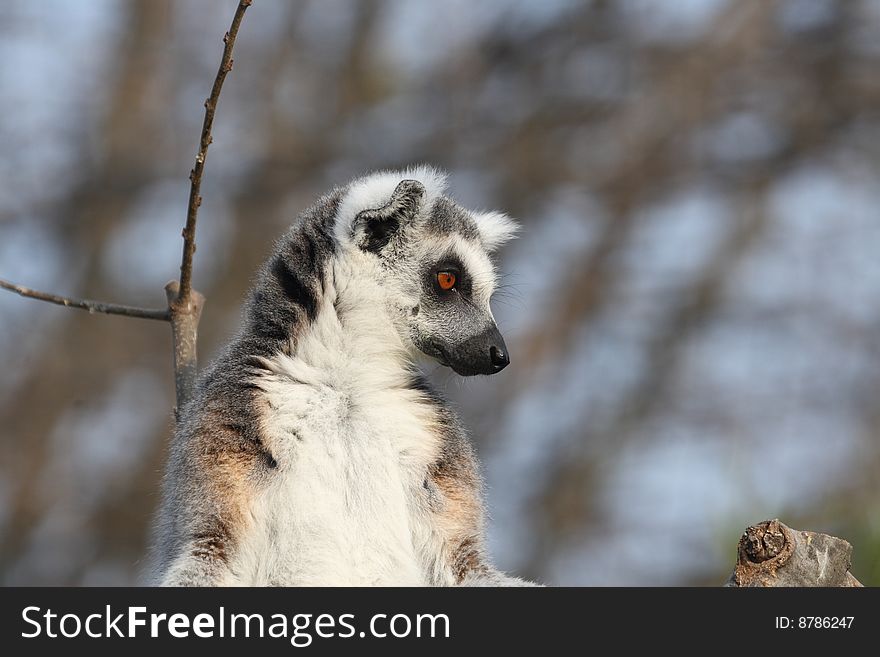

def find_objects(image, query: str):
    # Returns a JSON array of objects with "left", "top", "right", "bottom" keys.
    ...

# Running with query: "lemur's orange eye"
[{"left": 437, "top": 271, "right": 457, "bottom": 291}]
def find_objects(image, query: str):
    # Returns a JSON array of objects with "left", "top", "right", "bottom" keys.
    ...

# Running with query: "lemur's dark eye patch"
[{"left": 437, "top": 271, "right": 457, "bottom": 291}]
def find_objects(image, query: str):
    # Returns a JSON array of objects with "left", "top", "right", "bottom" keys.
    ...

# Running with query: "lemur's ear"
[
  {"left": 352, "top": 179, "right": 425, "bottom": 253},
  {"left": 473, "top": 210, "right": 519, "bottom": 252}
]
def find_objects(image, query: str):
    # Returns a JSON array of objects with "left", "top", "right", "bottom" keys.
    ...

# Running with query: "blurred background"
[{"left": 1, "top": 0, "right": 879, "bottom": 586}]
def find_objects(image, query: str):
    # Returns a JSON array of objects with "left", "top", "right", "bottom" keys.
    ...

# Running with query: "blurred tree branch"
[
  {"left": 0, "top": 0, "right": 252, "bottom": 415},
  {"left": 0, "top": 0, "right": 173, "bottom": 578}
]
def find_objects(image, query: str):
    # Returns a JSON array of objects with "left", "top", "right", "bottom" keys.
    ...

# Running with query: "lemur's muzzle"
[{"left": 445, "top": 324, "right": 510, "bottom": 376}]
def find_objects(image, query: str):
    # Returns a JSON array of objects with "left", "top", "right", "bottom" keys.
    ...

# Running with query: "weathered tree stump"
[{"left": 726, "top": 519, "right": 862, "bottom": 587}]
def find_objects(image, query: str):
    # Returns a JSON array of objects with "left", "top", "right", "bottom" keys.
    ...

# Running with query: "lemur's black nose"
[{"left": 489, "top": 345, "right": 510, "bottom": 371}]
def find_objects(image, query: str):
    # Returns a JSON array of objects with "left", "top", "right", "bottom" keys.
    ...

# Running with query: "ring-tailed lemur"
[{"left": 150, "top": 166, "right": 536, "bottom": 586}]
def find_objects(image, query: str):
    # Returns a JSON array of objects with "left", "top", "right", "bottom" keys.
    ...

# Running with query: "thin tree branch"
[
  {"left": 176, "top": 0, "right": 252, "bottom": 305},
  {"left": 166, "top": 0, "right": 251, "bottom": 413},
  {"left": 0, "top": 278, "right": 170, "bottom": 321},
  {"left": 165, "top": 280, "right": 205, "bottom": 416},
  {"left": 0, "top": 1, "right": 252, "bottom": 416}
]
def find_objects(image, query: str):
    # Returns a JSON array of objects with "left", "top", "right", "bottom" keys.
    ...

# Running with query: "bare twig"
[
  {"left": 177, "top": 0, "right": 252, "bottom": 304},
  {"left": 0, "top": 1, "right": 252, "bottom": 415},
  {"left": 166, "top": 0, "right": 252, "bottom": 413},
  {"left": 0, "top": 278, "right": 169, "bottom": 321}
]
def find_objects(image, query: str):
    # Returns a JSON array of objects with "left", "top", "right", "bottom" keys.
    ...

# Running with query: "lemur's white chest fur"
[{"left": 237, "top": 262, "right": 442, "bottom": 585}]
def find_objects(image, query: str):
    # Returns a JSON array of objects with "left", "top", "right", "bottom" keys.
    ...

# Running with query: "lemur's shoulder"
[{"left": 174, "top": 341, "right": 278, "bottom": 474}]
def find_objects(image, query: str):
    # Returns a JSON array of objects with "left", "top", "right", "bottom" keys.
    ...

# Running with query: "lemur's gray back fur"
[{"left": 149, "top": 166, "right": 535, "bottom": 586}]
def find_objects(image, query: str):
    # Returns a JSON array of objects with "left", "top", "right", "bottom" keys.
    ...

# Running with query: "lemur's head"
[{"left": 334, "top": 167, "right": 518, "bottom": 376}]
